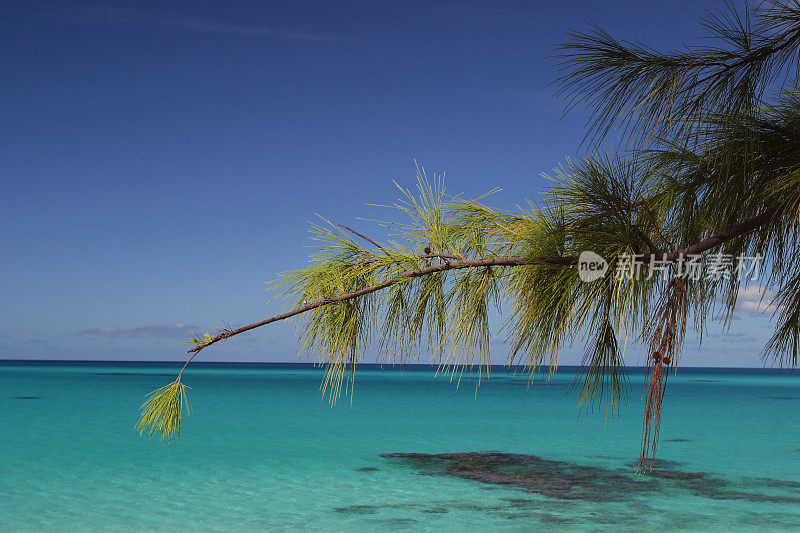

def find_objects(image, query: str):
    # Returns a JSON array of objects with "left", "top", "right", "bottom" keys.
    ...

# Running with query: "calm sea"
[{"left": 2, "top": 361, "right": 799, "bottom": 531}]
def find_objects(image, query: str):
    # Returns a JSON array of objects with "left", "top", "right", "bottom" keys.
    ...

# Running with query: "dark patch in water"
[
  {"left": 695, "top": 488, "right": 800, "bottom": 503},
  {"left": 12, "top": 396, "right": 42, "bottom": 400},
  {"left": 503, "top": 498, "right": 544, "bottom": 510},
  {"left": 646, "top": 469, "right": 708, "bottom": 481},
  {"left": 503, "top": 511, "right": 538, "bottom": 520},
  {"left": 762, "top": 396, "right": 800, "bottom": 400},
  {"left": 665, "top": 438, "right": 692, "bottom": 443},
  {"left": 355, "top": 467, "right": 380, "bottom": 472},
  {"left": 625, "top": 458, "right": 684, "bottom": 470},
  {"left": 446, "top": 502, "right": 496, "bottom": 513},
  {"left": 748, "top": 477, "right": 800, "bottom": 490},
  {"left": 384, "top": 452, "right": 800, "bottom": 505},
  {"left": 646, "top": 471, "right": 800, "bottom": 504},
  {"left": 421, "top": 507, "right": 449, "bottom": 514},
  {"left": 384, "top": 452, "right": 655, "bottom": 502},
  {"left": 689, "top": 379, "right": 724, "bottom": 382},
  {"left": 368, "top": 518, "right": 418, "bottom": 525},
  {"left": 335, "top": 505, "right": 378, "bottom": 514}
]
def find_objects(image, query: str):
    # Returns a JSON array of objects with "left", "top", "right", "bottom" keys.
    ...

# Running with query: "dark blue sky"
[{"left": 0, "top": 1, "right": 774, "bottom": 365}]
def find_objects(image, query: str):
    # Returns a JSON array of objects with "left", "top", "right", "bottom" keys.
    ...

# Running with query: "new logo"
[{"left": 578, "top": 251, "right": 608, "bottom": 282}]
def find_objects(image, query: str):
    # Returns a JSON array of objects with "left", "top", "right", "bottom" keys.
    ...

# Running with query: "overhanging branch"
[
  {"left": 186, "top": 255, "right": 551, "bottom": 355},
  {"left": 183, "top": 209, "right": 776, "bottom": 365}
]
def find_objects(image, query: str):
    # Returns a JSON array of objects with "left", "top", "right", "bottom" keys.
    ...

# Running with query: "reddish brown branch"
[
  {"left": 185, "top": 209, "right": 776, "bottom": 358},
  {"left": 186, "top": 255, "right": 556, "bottom": 354},
  {"left": 692, "top": 28, "right": 800, "bottom": 73},
  {"left": 664, "top": 209, "right": 775, "bottom": 260},
  {"left": 632, "top": 225, "right": 663, "bottom": 256}
]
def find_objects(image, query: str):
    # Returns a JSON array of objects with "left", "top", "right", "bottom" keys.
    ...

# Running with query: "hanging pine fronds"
[
  {"left": 555, "top": 1, "right": 800, "bottom": 145},
  {"left": 136, "top": 380, "right": 191, "bottom": 440},
  {"left": 136, "top": 2, "right": 800, "bottom": 472}
]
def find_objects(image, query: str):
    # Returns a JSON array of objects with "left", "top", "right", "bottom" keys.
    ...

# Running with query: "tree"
[{"left": 137, "top": 1, "right": 800, "bottom": 473}]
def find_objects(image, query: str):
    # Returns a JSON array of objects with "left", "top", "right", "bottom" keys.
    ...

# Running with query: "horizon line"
[{"left": 0, "top": 358, "right": 794, "bottom": 371}]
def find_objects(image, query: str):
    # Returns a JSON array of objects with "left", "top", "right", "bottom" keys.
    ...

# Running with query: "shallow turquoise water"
[{"left": 1, "top": 361, "right": 799, "bottom": 531}]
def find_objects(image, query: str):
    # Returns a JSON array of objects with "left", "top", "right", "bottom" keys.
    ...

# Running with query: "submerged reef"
[
  {"left": 381, "top": 452, "right": 800, "bottom": 504},
  {"left": 382, "top": 452, "right": 651, "bottom": 502}
]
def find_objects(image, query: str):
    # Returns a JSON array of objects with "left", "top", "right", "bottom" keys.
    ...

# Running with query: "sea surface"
[{"left": 1, "top": 361, "right": 799, "bottom": 532}]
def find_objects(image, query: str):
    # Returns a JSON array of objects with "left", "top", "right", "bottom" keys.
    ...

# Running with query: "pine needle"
[{"left": 136, "top": 380, "right": 191, "bottom": 440}]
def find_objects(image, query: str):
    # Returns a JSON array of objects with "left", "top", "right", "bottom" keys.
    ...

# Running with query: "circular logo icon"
[{"left": 578, "top": 251, "right": 608, "bottom": 282}]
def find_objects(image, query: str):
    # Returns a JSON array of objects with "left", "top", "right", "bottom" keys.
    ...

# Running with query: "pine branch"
[
  {"left": 186, "top": 209, "right": 776, "bottom": 357},
  {"left": 186, "top": 255, "right": 560, "bottom": 355},
  {"left": 555, "top": 3, "right": 800, "bottom": 145},
  {"left": 663, "top": 209, "right": 776, "bottom": 261}
]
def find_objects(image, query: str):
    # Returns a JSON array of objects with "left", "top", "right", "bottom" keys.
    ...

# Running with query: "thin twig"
[
  {"left": 632, "top": 225, "right": 663, "bottom": 256},
  {"left": 419, "top": 253, "right": 463, "bottom": 262},
  {"left": 338, "top": 225, "right": 391, "bottom": 255}
]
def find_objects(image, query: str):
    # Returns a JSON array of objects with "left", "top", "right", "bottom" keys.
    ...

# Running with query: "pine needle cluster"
[
  {"left": 137, "top": 2, "right": 800, "bottom": 467},
  {"left": 136, "top": 380, "right": 191, "bottom": 440}
]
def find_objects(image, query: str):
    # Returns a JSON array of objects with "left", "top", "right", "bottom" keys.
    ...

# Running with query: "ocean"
[{"left": 1, "top": 361, "right": 799, "bottom": 531}]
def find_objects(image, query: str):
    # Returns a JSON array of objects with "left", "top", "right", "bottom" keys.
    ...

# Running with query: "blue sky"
[{"left": 0, "top": 0, "right": 778, "bottom": 366}]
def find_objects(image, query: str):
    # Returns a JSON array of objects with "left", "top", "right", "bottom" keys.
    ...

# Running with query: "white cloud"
[
  {"left": 736, "top": 285, "right": 781, "bottom": 314},
  {"left": 708, "top": 331, "right": 757, "bottom": 343},
  {"left": 82, "top": 323, "right": 198, "bottom": 339}
]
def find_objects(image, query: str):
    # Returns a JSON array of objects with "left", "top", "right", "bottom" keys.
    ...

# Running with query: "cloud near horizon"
[
  {"left": 708, "top": 331, "right": 757, "bottom": 343},
  {"left": 82, "top": 323, "right": 199, "bottom": 339}
]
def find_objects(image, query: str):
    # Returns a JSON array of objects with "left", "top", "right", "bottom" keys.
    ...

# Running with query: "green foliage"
[
  {"left": 136, "top": 381, "right": 191, "bottom": 440},
  {"left": 187, "top": 333, "right": 213, "bottom": 348},
  {"left": 261, "top": 1, "right": 800, "bottom": 409},
  {"left": 143, "top": 1, "right": 800, "bottom": 441},
  {"left": 268, "top": 171, "right": 513, "bottom": 401},
  {"left": 555, "top": 1, "right": 800, "bottom": 145}
]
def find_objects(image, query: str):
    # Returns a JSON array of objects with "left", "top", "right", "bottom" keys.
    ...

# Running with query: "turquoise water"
[{"left": 1, "top": 361, "right": 799, "bottom": 532}]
